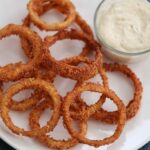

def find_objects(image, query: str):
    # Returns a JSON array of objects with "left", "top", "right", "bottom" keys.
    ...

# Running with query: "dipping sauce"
[
  {"left": 94, "top": 0, "right": 150, "bottom": 63},
  {"left": 96, "top": 0, "right": 150, "bottom": 53}
]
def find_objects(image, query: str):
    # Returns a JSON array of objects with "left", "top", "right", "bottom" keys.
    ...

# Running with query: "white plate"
[{"left": 0, "top": 0, "right": 150, "bottom": 150}]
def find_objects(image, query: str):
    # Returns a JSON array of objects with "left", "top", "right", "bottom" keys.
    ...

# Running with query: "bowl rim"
[{"left": 94, "top": 0, "right": 150, "bottom": 56}]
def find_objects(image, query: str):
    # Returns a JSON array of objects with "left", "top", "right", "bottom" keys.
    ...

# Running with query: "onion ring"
[
  {"left": 22, "top": 3, "right": 93, "bottom": 59},
  {"left": 29, "top": 99, "right": 87, "bottom": 149},
  {"left": 62, "top": 82, "right": 126, "bottom": 147},
  {"left": 92, "top": 63, "right": 143, "bottom": 124},
  {"left": 0, "top": 24, "right": 42, "bottom": 81},
  {"left": 1, "top": 78, "right": 61, "bottom": 137},
  {"left": 0, "top": 62, "right": 56, "bottom": 112},
  {"left": 43, "top": 30, "right": 102, "bottom": 81},
  {"left": 27, "top": 0, "right": 76, "bottom": 31},
  {"left": 62, "top": 57, "right": 108, "bottom": 120},
  {"left": 42, "top": 1, "right": 93, "bottom": 37},
  {"left": 71, "top": 63, "right": 143, "bottom": 124}
]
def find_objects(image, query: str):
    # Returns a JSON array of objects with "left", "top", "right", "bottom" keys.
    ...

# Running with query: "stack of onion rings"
[{"left": 0, "top": 0, "right": 143, "bottom": 149}]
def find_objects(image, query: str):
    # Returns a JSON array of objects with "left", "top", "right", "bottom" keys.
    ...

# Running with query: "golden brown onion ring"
[
  {"left": 27, "top": 0, "right": 76, "bottom": 31},
  {"left": 0, "top": 24, "right": 42, "bottom": 81},
  {"left": 92, "top": 63, "right": 143, "bottom": 124},
  {"left": 62, "top": 82, "right": 126, "bottom": 147},
  {"left": 29, "top": 99, "right": 87, "bottom": 150},
  {"left": 43, "top": 30, "right": 102, "bottom": 81},
  {"left": 0, "top": 64, "right": 56, "bottom": 111},
  {"left": 1, "top": 78, "right": 61, "bottom": 137},
  {"left": 59, "top": 56, "right": 108, "bottom": 120},
  {"left": 22, "top": 2, "right": 93, "bottom": 59},
  {"left": 71, "top": 63, "right": 143, "bottom": 124}
]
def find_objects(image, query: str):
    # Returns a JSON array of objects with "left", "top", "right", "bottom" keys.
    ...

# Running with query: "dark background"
[{"left": 0, "top": 139, "right": 149, "bottom": 150}]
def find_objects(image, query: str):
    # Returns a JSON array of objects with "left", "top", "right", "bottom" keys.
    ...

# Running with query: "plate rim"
[{"left": 0, "top": 128, "right": 149, "bottom": 150}]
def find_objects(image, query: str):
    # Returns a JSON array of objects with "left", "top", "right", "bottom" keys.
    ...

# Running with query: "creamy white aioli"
[{"left": 97, "top": 0, "right": 150, "bottom": 53}]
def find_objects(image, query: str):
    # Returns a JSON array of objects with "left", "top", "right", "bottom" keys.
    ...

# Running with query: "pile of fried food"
[{"left": 0, "top": 0, "right": 143, "bottom": 149}]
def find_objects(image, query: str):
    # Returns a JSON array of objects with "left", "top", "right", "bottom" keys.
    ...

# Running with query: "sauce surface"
[{"left": 97, "top": 0, "right": 150, "bottom": 53}]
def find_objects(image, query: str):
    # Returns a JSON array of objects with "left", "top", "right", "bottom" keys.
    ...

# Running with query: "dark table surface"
[{"left": 0, "top": 139, "right": 149, "bottom": 150}]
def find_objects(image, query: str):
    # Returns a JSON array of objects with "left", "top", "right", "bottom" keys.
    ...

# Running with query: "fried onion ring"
[
  {"left": 27, "top": 0, "right": 76, "bottom": 31},
  {"left": 62, "top": 82, "right": 126, "bottom": 147},
  {"left": 43, "top": 30, "right": 102, "bottom": 81},
  {"left": 0, "top": 24, "right": 42, "bottom": 81},
  {"left": 71, "top": 63, "right": 143, "bottom": 124},
  {"left": 92, "top": 63, "right": 143, "bottom": 124},
  {"left": 1, "top": 64, "right": 56, "bottom": 112},
  {"left": 1, "top": 78, "right": 61, "bottom": 137},
  {"left": 59, "top": 54, "right": 108, "bottom": 120},
  {"left": 22, "top": 3, "right": 93, "bottom": 59},
  {"left": 29, "top": 99, "right": 87, "bottom": 149}
]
